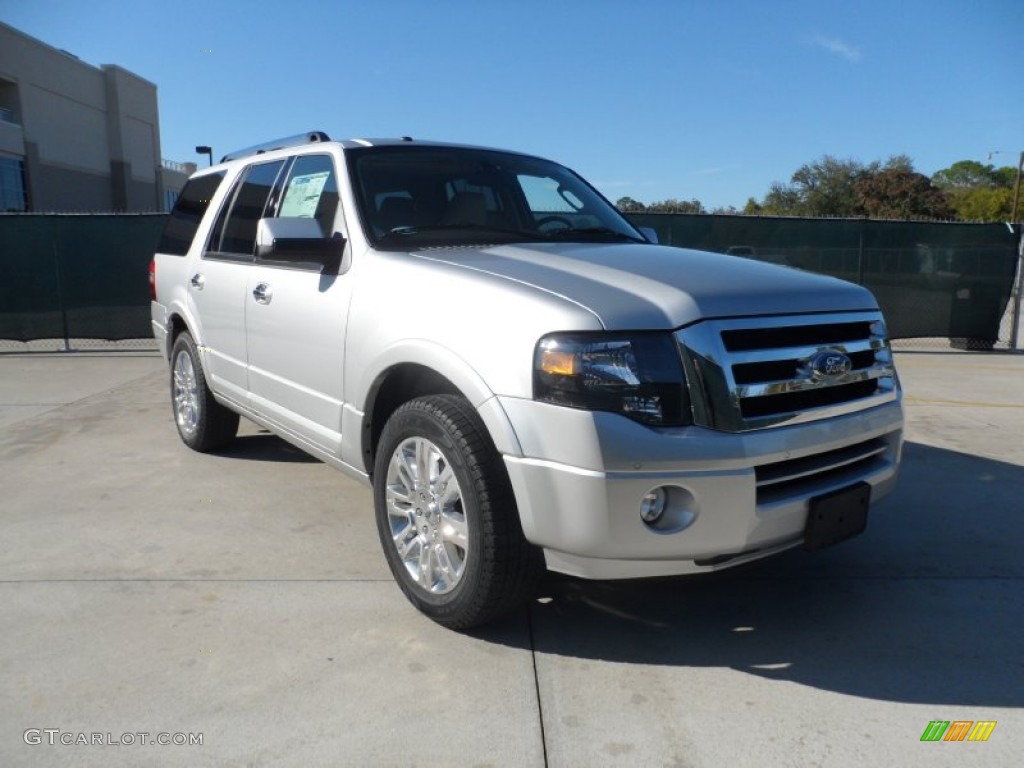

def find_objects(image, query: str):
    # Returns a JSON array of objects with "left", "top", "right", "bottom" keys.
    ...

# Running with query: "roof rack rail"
[{"left": 220, "top": 131, "right": 331, "bottom": 163}]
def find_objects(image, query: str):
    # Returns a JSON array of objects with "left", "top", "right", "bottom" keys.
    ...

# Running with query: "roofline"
[
  {"left": 0, "top": 22, "right": 156, "bottom": 86},
  {"left": 189, "top": 136, "right": 552, "bottom": 177}
]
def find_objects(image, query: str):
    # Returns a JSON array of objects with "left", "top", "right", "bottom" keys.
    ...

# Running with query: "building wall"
[
  {"left": 0, "top": 22, "right": 164, "bottom": 211},
  {"left": 24, "top": 141, "right": 112, "bottom": 210}
]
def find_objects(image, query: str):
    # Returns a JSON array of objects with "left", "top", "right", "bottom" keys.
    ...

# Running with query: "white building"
[{"left": 0, "top": 22, "right": 175, "bottom": 212}]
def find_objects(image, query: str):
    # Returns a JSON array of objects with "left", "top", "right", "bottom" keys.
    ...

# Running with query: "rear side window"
[
  {"left": 207, "top": 160, "right": 286, "bottom": 257},
  {"left": 157, "top": 172, "right": 225, "bottom": 255}
]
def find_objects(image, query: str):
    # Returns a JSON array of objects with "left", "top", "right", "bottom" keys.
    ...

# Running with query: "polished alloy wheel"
[
  {"left": 385, "top": 437, "right": 468, "bottom": 594},
  {"left": 172, "top": 349, "right": 199, "bottom": 438}
]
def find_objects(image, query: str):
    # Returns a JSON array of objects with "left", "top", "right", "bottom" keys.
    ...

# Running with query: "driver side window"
[{"left": 277, "top": 154, "right": 339, "bottom": 237}]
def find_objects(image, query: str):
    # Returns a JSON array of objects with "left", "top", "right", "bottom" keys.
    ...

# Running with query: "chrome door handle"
[
  {"left": 190, "top": 273, "right": 205, "bottom": 290},
  {"left": 252, "top": 282, "right": 273, "bottom": 304}
]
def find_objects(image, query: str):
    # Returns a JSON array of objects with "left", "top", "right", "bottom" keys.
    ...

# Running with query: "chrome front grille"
[{"left": 676, "top": 311, "right": 899, "bottom": 432}]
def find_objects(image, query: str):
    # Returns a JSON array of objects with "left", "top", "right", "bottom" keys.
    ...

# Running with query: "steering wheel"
[{"left": 535, "top": 215, "right": 574, "bottom": 233}]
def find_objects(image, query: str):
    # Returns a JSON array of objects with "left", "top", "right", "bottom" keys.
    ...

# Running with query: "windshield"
[{"left": 347, "top": 145, "right": 646, "bottom": 250}]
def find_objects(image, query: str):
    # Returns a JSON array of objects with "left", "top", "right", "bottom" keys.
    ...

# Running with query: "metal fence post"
[
  {"left": 50, "top": 217, "right": 72, "bottom": 352},
  {"left": 857, "top": 218, "right": 865, "bottom": 286},
  {"left": 1011, "top": 228, "right": 1024, "bottom": 351}
]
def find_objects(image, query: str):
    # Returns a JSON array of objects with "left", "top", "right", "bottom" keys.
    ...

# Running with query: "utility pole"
[
  {"left": 1011, "top": 152, "right": 1023, "bottom": 350},
  {"left": 1011, "top": 150, "right": 1023, "bottom": 226},
  {"left": 1013, "top": 224, "right": 1024, "bottom": 352},
  {"left": 991, "top": 150, "right": 1024, "bottom": 350}
]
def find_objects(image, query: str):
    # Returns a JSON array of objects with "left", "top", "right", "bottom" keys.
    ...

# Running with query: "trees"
[
  {"left": 750, "top": 154, "right": 951, "bottom": 219},
  {"left": 758, "top": 181, "right": 808, "bottom": 215},
  {"left": 790, "top": 156, "right": 873, "bottom": 216},
  {"left": 646, "top": 198, "right": 704, "bottom": 214},
  {"left": 614, "top": 196, "right": 646, "bottom": 213},
  {"left": 615, "top": 155, "right": 1017, "bottom": 221},
  {"left": 931, "top": 160, "right": 1017, "bottom": 221},
  {"left": 615, "top": 197, "right": 704, "bottom": 214},
  {"left": 932, "top": 160, "right": 1000, "bottom": 189},
  {"left": 753, "top": 155, "right": 875, "bottom": 216},
  {"left": 946, "top": 187, "right": 1014, "bottom": 221},
  {"left": 855, "top": 168, "right": 952, "bottom": 219}
]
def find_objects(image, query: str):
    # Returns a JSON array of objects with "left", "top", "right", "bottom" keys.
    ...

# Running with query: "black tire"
[
  {"left": 373, "top": 395, "right": 544, "bottom": 630},
  {"left": 169, "top": 332, "right": 239, "bottom": 452}
]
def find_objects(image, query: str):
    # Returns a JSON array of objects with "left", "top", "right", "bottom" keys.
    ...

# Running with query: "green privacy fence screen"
[
  {"left": 628, "top": 213, "right": 1019, "bottom": 345},
  {"left": 0, "top": 214, "right": 165, "bottom": 343},
  {"left": 0, "top": 213, "right": 1019, "bottom": 345}
]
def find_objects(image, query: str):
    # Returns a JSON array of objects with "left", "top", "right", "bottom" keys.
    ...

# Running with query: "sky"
[{"left": 3, "top": 0, "right": 1022, "bottom": 210}]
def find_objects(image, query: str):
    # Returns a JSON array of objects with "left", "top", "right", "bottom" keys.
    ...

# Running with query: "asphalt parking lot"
[{"left": 1, "top": 350, "right": 1022, "bottom": 767}]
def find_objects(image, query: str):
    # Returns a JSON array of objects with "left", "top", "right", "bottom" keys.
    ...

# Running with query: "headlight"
[{"left": 533, "top": 333, "right": 691, "bottom": 426}]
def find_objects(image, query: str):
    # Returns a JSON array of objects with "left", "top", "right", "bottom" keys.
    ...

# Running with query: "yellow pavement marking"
[
  {"left": 896, "top": 360, "right": 1024, "bottom": 372},
  {"left": 904, "top": 395, "right": 1024, "bottom": 408}
]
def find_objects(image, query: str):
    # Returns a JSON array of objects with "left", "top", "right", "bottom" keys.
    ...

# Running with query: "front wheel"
[
  {"left": 169, "top": 332, "right": 239, "bottom": 452},
  {"left": 373, "top": 395, "right": 543, "bottom": 629}
]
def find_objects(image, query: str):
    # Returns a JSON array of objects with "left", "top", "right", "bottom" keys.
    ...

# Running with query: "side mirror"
[
  {"left": 638, "top": 226, "right": 659, "bottom": 244},
  {"left": 255, "top": 217, "right": 345, "bottom": 272}
]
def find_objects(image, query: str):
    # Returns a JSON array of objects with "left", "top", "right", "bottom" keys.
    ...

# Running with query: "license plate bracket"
[{"left": 804, "top": 482, "right": 871, "bottom": 551}]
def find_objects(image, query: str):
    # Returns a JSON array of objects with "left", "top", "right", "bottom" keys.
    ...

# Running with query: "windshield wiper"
[
  {"left": 541, "top": 227, "right": 646, "bottom": 243},
  {"left": 378, "top": 224, "right": 534, "bottom": 244}
]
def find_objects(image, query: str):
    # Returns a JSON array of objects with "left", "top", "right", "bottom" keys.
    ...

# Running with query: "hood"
[{"left": 413, "top": 242, "right": 877, "bottom": 330}]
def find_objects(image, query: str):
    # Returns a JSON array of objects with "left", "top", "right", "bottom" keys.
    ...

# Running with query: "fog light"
[{"left": 639, "top": 487, "right": 668, "bottom": 523}]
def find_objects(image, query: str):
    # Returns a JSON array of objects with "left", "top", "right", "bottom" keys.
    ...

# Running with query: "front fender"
[{"left": 342, "top": 339, "right": 524, "bottom": 471}]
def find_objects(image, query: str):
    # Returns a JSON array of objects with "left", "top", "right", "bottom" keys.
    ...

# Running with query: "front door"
[{"left": 244, "top": 154, "right": 351, "bottom": 455}]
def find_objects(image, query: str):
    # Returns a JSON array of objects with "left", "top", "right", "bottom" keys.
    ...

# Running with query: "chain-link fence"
[{"left": 2, "top": 212, "right": 1021, "bottom": 353}]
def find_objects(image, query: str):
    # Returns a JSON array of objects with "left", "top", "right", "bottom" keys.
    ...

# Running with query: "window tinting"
[
  {"left": 216, "top": 160, "right": 286, "bottom": 255},
  {"left": 156, "top": 172, "right": 224, "bottom": 255},
  {"left": 347, "top": 146, "right": 642, "bottom": 249},
  {"left": 206, "top": 178, "right": 238, "bottom": 255}
]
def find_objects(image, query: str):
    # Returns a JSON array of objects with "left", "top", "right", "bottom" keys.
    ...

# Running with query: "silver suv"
[{"left": 151, "top": 132, "right": 903, "bottom": 628}]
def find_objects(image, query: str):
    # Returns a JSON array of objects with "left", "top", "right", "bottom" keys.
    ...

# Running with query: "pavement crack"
[{"left": 527, "top": 603, "right": 550, "bottom": 768}]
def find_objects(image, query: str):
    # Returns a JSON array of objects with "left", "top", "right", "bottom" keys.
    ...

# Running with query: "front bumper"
[{"left": 499, "top": 396, "right": 903, "bottom": 580}]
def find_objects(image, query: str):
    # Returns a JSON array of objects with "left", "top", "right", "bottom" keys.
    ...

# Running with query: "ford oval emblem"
[{"left": 808, "top": 350, "right": 852, "bottom": 379}]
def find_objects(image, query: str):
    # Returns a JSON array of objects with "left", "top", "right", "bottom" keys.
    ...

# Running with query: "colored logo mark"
[{"left": 920, "top": 720, "right": 997, "bottom": 742}]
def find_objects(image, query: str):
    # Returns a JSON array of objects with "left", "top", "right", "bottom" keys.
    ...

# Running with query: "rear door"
[
  {"left": 153, "top": 171, "right": 225, "bottom": 355},
  {"left": 189, "top": 159, "right": 286, "bottom": 404},
  {"left": 245, "top": 153, "right": 351, "bottom": 454}
]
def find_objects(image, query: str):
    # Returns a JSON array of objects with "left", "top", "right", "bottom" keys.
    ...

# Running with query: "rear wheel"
[
  {"left": 170, "top": 332, "right": 239, "bottom": 452},
  {"left": 373, "top": 395, "right": 543, "bottom": 629}
]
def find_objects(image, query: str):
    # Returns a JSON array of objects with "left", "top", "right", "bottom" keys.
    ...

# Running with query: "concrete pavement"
[{"left": 0, "top": 350, "right": 1021, "bottom": 767}]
